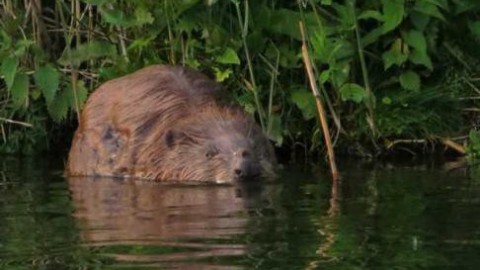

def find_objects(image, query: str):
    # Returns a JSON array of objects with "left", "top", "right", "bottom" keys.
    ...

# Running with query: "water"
[{"left": 0, "top": 157, "right": 479, "bottom": 269}]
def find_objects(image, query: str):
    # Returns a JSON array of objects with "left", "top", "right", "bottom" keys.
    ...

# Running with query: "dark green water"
[{"left": 0, "top": 157, "right": 479, "bottom": 269}]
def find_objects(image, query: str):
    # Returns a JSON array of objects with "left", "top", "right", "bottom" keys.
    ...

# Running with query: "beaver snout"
[
  {"left": 233, "top": 166, "right": 259, "bottom": 180},
  {"left": 233, "top": 153, "right": 260, "bottom": 180}
]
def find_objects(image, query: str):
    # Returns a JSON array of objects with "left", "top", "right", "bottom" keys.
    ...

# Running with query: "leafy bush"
[{"left": 0, "top": 0, "right": 479, "bottom": 156}]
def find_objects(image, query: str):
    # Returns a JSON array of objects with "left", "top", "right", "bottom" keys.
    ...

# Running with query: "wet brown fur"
[{"left": 67, "top": 65, "right": 276, "bottom": 182}]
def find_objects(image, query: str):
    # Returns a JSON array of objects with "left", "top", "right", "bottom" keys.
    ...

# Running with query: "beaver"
[{"left": 67, "top": 65, "right": 276, "bottom": 183}]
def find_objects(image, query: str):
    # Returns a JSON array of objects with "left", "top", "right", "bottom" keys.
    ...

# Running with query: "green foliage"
[
  {"left": 1, "top": 56, "right": 18, "bottom": 90},
  {"left": 399, "top": 71, "right": 421, "bottom": 92},
  {"left": 340, "top": 83, "right": 367, "bottom": 103},
  {"left": 467, "top": 130, "right": 480, "bottom": 159},
  {"left": 10, "top": 73, "right": 29, "bottom": 108},
  {"left": 58, "top": 41, "right": 117, "bottom": 67},
  {"left": 0, "top": 0, "right": 479, "bottom": 155},
  {"left": 34, "top": 65, "right": 60, "bottom": 105}
]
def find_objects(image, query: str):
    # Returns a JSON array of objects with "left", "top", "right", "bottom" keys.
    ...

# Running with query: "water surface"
[{"left": 0, "top": 157, "right": 479, "bottom": 269}]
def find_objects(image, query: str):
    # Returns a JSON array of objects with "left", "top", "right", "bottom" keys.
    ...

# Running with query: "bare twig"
[
  {"left": 387, "top": 137, "right": 466, "bottom": 155},
  {"left": 0, "top": 117, "right": 33, "bottom": 128}
]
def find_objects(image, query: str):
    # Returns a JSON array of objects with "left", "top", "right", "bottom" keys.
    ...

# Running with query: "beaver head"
[{"left": 156, "top": 108, "right": 276, "bottom": 183}]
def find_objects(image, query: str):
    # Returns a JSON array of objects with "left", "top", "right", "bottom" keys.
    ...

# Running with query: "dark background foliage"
[{"left": 1, "top": 0, "right": 480, "bottom": 158}]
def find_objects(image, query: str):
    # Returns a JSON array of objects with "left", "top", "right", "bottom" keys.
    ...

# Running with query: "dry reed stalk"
[
  {"left": 299, "top": 21, "right": 339, "bottom": 181},
  {"left": 0, "top": 117, "right": 33, "bottom": 128}
]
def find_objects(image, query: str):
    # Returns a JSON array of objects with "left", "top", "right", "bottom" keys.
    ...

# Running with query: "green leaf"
[
  {"left": 100, "top": 8, "right": 129, "bottom": 26},
  {"left": 403, "top": 30, "right": 427, "bottom": 52},
  {"left": 206, "top": 0, "right": 219, "bottom": 5},
  {"left": 409, "top": 49, "right": 433, "bottom": 70},
  {"left": 215, "top": 48, "right": 240, "bottom": 65},
  {"left": 414, "top": 1, "right": 445, "bottom": 21},
  {"left": 66, "top": 80, "right": 89, "bottom": 112},
  {"left": 468, "top": 21, "right": 480, "bottom": 40},
  {"left": 358, "top": 10, "right": 383, "bottom": 21},
  {"left": 255, "top": 7, "right": 317, "bottom": 40},
  {"left": 1, "top": 56, "right": 18, "bottom": 90},
  {"left": 339, "top": 83, "right": 366, "bottom": 103},
  {"left": 58, "top": 41, "right": 117, "bottom": 66},
  {"left": 319, "top": 70, "right": 331, "bottom": 84},
  {"left": 382, "top": 97, "right": 392, "bottom": 105},
  {"left": 81, "top": 0, "right": 106, "bottom": 5},
  {"left": 410, "top": 11, "right": 431, "bottom": 31},
  {"left": 213, "top": 67, "right": 233, "bottom": 82},
  {"left": 361, "top": 26, "right": 384, "bottom": 47},
  {"left": 382, "top": 0, "right": 405, "bottom": 34},
  {"left": 99, "top": 6, "right": 154, "bottom": 28},
  {"left": 34, "top": 65, "right": 60, "bottom": 105},
  {"left": 134, "top": 7, "right": 154, "bottom": 26},
  {"left": 311, "top": 29, "right": 327, "bottom": 60},
  {"left": 290, "top": 89, "right": 316, "bottom": 120},
  {"left": 382, "top": 39, "right": 409, "bottom": 70},
  {"left": 399, "top": 71, "right": 421, "bottom": 91},
  {"left": 48, "top": 89, "right": 69, "bottom": 122},
  {"left": 10, "top": 73, "right": 29, "bottom": 107},
  {"left": 267, "top": 115, "right": 283, "bottom": 146}
]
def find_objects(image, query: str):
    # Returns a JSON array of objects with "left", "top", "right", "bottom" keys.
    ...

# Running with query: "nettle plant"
[{"left": 0, "top": 0, "right": 479, "bottom": 155}]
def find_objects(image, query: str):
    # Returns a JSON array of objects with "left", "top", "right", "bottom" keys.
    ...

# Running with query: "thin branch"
[{"left": 0, "top": 117, "right": 33, "bottom": 128}]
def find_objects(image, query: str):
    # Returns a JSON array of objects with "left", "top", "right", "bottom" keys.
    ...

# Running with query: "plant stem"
[
  {"left": 351, "top": 0, "right": 376, "bottom": 136},
  {"left": 299, "top": 21, "right": 339, "bottom": 181},
  {"left": 234, "top": 1, "right": 265, "bottom": 131}
]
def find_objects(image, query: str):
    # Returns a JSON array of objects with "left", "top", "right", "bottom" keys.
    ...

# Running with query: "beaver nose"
[{"left": 234, "top": 169, "right": 242, "bottom": 176}]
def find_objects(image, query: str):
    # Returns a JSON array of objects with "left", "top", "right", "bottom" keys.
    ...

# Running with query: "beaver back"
[{"left": 67, "top": 65, "right": 276, "bottom": 182}]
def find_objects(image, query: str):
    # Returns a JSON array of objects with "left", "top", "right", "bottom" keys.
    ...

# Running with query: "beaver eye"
[
  {"left": 241, "top": 150, "right": 250, "bottom": 157},
  {"left": 206, "top": 148, "right": 218, "bottom": 159}
]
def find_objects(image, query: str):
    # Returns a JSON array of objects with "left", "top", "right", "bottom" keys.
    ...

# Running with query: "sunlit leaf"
[
  {"left": 340, "top": 83, "right": 366, "bottom": 103},
  {"left": 215, "top": 48, "right": 240, "bottom": 65},
  {"left": 213, "top": 67, "right": 233, "bottom": 82},
  {"left": 1, "top": 56, "right": 18, "bottom": 90},
  {"left": 400, "top": 71, "right": 421, "bottom": 91},
  {"left": 34, "top": 65, "right": 60, "bottom": 105}
]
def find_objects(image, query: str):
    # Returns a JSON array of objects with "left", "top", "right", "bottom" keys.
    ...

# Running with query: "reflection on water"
[
  {"left": 1, "top": 158, "right": 480, "bottom": 269},
  {"left": 68, "top": 176, "right": 273, "bottom": 269}
]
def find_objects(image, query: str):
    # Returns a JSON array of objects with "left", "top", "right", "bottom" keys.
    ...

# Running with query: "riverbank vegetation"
[{"left": 1, "top": 0, "right": 480, "bottom": 160}]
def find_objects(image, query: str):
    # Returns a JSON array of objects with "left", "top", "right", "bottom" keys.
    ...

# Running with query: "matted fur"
[{"left": 67, "top": 65, "right": 276, "bottom": 182}]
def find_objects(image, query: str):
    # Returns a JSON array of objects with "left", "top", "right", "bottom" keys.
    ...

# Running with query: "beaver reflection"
[{"left": 68, "top": 177, "right": 270, "bottom": 263}]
